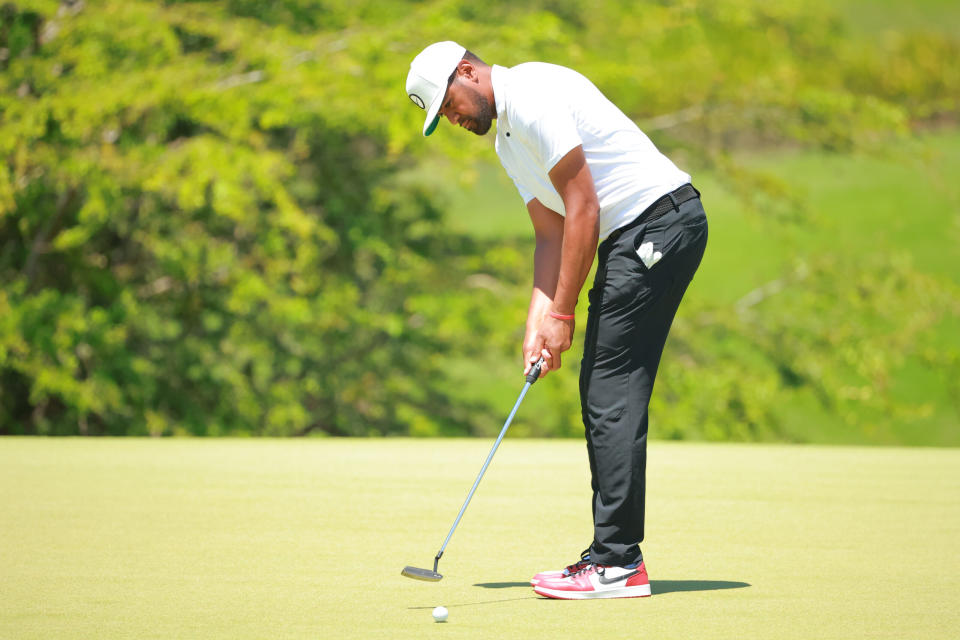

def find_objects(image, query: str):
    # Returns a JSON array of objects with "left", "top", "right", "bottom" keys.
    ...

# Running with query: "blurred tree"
[
  {"left": 1, "top": 0, "right": 520, "bottom": 435},
  {"left": 1, "top": 0, "right": 957, "bottom": 439}
]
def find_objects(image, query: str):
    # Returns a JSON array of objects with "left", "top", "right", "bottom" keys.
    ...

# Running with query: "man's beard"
[{"left": 466, "top": 88, "right": 495, "bottom": 136}]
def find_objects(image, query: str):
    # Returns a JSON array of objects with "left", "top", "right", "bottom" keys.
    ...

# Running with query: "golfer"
[{"left": 406, "top": 42, "right": 708, "bottom": 599}]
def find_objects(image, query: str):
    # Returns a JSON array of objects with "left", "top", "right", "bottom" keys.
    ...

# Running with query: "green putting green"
[{"left": 1, "top": 438, "right": 958, "bottom": 638}]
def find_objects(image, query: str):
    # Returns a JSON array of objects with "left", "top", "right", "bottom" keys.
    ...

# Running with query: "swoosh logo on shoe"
[{"left": 596, "top": 569, "right": 640, "bottom": 585}]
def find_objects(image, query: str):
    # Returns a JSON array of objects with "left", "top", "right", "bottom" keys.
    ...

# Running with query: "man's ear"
[{"left": 457, "top": 59, "right": 478, "bottom": 82}]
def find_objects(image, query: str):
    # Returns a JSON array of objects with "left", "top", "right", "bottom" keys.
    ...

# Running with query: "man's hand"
[
  {"left": 522, "top": 326, "right": 542, "bottom": 376},
  {"left": 526, "top": 315, "right": 575, "bottom": 377}
]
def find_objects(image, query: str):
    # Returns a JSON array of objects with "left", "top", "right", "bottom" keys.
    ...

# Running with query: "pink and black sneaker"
[
  {"left": 530, "top": 549, "right": 591, "bottom": 586},
  {"left": 533, "top": 561, "right": 651, "bottom": 599}
]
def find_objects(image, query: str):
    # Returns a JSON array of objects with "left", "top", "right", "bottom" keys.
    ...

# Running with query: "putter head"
[{"left": 401, "top": 566, "right": 443, "bottom": 581}]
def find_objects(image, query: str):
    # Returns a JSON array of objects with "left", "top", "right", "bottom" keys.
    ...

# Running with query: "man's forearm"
[
  {"left": 526, "top": 287, "right": 553, "bottom": 334},
  {"left": 527, "top": 233, "right": 562, "bottom": 331},
  {"left": 552, "top": 202, "right": 599, "bottom": 315}
]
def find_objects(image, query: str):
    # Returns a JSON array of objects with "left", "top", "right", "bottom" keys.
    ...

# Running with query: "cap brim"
[
  {"left": 423, "top": 87, "right": 445, "bottom": 137},
  {"left": 424, "top": 114, "right": 440, "bottom": 137}
]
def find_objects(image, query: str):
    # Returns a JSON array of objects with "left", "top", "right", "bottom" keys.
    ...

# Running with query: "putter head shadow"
[{"left": 402, "top": 566, "right": 443, "bottom": 581}]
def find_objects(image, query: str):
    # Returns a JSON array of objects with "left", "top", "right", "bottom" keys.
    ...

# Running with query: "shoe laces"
[
  {"left": 564, "top": 548, "right": 592, "bottom": 574},
  {"left": 570, "top": 562, "right": 600, "bottom": 577},
  {"left": 574, "top": 562, "right": 638, "bottom": 577}
]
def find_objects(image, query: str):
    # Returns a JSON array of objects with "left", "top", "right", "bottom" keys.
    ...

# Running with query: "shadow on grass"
[
  {"left": 652, "top": 580, "right": 751, "bottom": 594},
  {"left": 471, "top": 580, "right": 752, "bottom": 595},
  {"left": 407, "top": 580, "right": 750, "bottom": 609}
]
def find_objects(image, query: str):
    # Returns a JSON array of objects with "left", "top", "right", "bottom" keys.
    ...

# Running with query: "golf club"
[{"left": 401, "top": 357, "right": 545, "bottom": 582}]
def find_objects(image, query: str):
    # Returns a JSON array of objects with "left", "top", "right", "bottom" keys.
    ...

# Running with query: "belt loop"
[{"left": 667, "top": 192, "right": 679, "bottom": 212}]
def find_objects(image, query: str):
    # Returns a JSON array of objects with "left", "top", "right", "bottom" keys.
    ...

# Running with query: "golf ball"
[{"left": 432, "top": 606, "right": 448, "bottom": 622}]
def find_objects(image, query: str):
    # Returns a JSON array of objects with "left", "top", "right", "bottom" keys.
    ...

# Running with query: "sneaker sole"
[{"left": 533, "top": 583, "right": 652, "bottom": 600}]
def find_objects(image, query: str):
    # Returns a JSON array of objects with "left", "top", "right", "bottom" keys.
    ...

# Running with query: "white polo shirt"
[{"left": 491, "top": 63, "right": 691, "bottom": 241}]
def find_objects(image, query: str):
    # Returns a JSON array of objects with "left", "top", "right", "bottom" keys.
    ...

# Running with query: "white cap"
[{"left": 406, "top": 41, "right": 466, "bottom": 136}]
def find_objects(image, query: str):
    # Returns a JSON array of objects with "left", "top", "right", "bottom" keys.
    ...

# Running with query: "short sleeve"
[{"left": 512, "top": 89, "right": 582, "bottom": 173}]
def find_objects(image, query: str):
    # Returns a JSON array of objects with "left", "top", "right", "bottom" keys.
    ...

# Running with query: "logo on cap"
[{"left": 409, "top": 94, "right": 425, "bottom": 109}]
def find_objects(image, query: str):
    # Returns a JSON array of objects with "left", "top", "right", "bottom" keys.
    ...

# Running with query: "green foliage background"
[{"left": 2, "top": 0, "right": 958, "bottom": 441}]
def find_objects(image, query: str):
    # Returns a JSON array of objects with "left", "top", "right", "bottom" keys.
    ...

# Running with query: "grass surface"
[{"left": 2, "top": 438, "right": 959, "bottom": 639}]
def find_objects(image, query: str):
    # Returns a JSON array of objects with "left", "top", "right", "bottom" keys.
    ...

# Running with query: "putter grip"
[{"left": 525, "top": 358, "right": 545, "bottom": 384}]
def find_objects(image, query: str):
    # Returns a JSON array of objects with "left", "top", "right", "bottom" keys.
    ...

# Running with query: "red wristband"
[{"left": 549, "top": 311, "right": 575, "bottom": 321}]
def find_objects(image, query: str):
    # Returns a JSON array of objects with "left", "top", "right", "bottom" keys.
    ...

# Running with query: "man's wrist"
[{"left": 549, "top": 310, "right": 575, "bottom": 321}]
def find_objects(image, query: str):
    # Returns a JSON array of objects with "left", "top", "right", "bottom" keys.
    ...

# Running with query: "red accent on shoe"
[
  {"left": 533, "top": 562, "right": 652, "bottom": 600},
  {"left": 625, "top": 563, "right": 650, "bottom": 588}
]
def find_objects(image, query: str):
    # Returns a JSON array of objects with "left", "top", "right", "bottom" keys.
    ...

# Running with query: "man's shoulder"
[
  {"left": 500, "top": 62, "right": 581, "bottom": 122},
  {"left": 504, "top": 61, "right": 582, "bottom": 87}
]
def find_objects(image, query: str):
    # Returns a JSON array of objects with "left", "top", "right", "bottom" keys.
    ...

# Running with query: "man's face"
[{"left": 438, "top": 70, "right": 495, "bottom": 136}]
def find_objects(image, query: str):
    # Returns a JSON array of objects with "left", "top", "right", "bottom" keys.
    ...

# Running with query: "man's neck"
[{"left": 478, "top": 65, "right": 496, "bottom": 119}]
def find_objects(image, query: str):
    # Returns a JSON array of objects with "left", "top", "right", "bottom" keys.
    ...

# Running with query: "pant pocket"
[{"left": 632, "top": 218, "right": 684, "bottom": 272}]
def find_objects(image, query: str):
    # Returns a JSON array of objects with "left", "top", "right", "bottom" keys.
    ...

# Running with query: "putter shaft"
[
  {"left": 433, "top": 358, "right": 543, "bottom": 560},
  {"left": 435, "top": 379, "right": 535, "bottom": 557},
  {"left": 401, "top": 359, "right": 543, "bottom": 581}
]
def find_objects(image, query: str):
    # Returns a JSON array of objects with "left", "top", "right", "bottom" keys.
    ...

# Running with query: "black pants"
[{"left": 581, "top": 185, "right": 708, "bottom": 566}]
